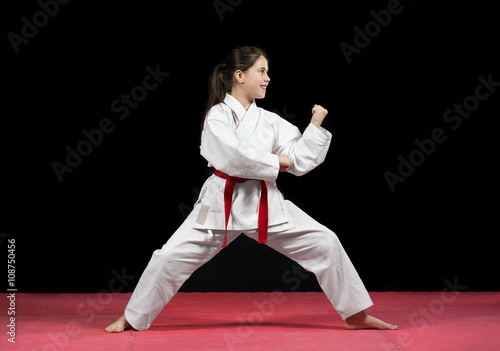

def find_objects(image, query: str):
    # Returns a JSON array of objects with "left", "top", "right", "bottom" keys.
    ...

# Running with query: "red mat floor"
[{"left": 1, "top": 291, "right": 499, "bottom": 350}]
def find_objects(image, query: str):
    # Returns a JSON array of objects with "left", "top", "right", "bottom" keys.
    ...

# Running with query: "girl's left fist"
[{"left": 311, "top": 104, "right": 328, "bottom": 128}]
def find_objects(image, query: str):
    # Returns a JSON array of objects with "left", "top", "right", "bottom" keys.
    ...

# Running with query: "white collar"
[{"left": 223, "top": 93, "right": 257, "bottom": 122}]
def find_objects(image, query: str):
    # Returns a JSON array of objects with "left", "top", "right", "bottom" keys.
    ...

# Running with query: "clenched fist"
[
  {"left": 311, "top": 104, "right": 328, "bottom": 128},
  {"left": 278, "top": 155, "right": 291, "bottom": 172}
]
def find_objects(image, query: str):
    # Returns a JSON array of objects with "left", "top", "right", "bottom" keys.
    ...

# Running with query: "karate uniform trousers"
[{"left": 124, "top": 94, "right": 373, "bottom": 330}]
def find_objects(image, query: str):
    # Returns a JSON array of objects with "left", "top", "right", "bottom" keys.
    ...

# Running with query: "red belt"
[{"left": 214, "top": 170, "right": 268, "bottom": 248}]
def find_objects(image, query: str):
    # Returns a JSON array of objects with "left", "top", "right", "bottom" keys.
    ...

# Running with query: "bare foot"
[
  {"left": 345, "top": 311, "right": 398, "bottom": 330},
  {"left": 105, "top": 314, "right": 133, "bottom": 333}
]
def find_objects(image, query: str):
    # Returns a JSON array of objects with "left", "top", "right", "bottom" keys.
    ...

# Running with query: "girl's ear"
[{"left": 234, "top": 70, "right": 245, "bottom": 84}]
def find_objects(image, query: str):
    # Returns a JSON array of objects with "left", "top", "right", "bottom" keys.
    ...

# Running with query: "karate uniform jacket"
[{"left": 194, "top": 93, "right": 332, "bottom": 233}]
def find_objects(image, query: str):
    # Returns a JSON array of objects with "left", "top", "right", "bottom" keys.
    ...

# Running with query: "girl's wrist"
[{"left": 311, "top": 120, "right": 322, "bottom": 129}]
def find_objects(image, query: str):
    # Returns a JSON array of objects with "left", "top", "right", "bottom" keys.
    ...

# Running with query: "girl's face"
[{"left": 237, "top": 56, "right": 271, "bottom": 100}]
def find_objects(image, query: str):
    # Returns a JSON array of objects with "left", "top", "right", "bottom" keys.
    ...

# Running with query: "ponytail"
[
  {"left": 200, "top": 46, "right": 269, "bottom": 139},
  {"left": 201, "top": 63, "right": 227, "bottom": 134}
]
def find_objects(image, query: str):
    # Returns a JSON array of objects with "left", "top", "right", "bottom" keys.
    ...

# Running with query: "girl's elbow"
[{"left": 289, "top": 158, "right": 324, "bottom": 176}]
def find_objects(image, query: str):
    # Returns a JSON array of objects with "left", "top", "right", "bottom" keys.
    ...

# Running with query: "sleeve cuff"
[{"left": 306, "top": 122, "right": 332, "bottom": 141}]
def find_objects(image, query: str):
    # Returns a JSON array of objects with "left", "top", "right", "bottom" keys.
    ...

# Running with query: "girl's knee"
[
  {"left": 151, "top": 246, "right": 178, "bottom": 266},
  {"left": 312, "top": 229, "right": 342, "bottom": 261},
  {"left": 319, "top": 228, "right": 341, "bottom": 248}
]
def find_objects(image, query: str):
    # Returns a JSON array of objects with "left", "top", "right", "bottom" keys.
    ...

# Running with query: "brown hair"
[{"left": 201, "top": 46, "right": 269, "bottom": 135}]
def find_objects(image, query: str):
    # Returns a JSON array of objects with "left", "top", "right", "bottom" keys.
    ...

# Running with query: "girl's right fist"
[{"left": 278, "top": 155, "right": 291, "bottom": 172}]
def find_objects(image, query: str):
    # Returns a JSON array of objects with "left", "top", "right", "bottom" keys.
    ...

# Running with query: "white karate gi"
[{"left": 124, "top": 94, "right": 373, "bottom": 331}]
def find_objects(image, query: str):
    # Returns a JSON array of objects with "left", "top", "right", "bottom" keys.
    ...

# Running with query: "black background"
[{"left": 2, "top": 0, "right": 498, "bottom": 294}]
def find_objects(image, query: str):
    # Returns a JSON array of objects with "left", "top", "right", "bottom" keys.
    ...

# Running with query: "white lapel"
[
  {"left": 223, "top": 94, "right": 261, "bottom": 142},
  {"left": 223, "top": 94, "right": 247, "bottom": 125}
]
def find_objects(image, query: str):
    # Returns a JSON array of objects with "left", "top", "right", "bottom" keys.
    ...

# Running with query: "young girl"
[{"left": 105, "top": 46, "right": 397, "bottom": 333}]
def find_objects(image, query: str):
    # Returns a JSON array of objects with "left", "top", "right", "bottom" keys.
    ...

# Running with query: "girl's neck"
[{"left": 229, "top": 89, "right": 253, "bottom": 111}]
